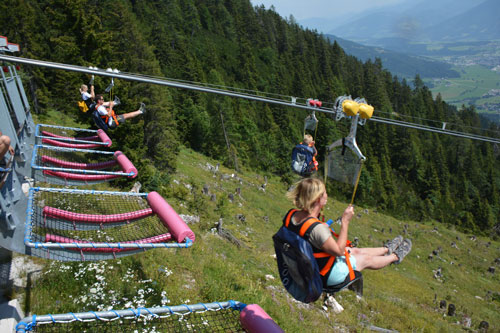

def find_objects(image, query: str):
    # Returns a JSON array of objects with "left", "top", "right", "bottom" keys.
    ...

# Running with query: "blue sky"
[{"left": 250, "top": 0, "right": 402, "bottom": 20}]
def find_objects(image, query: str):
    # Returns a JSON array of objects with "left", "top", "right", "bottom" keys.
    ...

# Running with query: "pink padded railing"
[
  {"left": 41, "top": 129, "right": 112, "bottom": 148},
  {"left": 41, "top": 131, "right": 99, "bottom": 141},
  {"left": 240, "top": 304, "right": 285, "bottom": 333},
  {"left": 41, "top": 138, "right": 103, "bottom": 149},
  {"left": 114, "top": 151, "right": 137, "bottom": 178},
  {"left": 41, "top": 156, "right": 118, "bottom": 170},
  {"left": 43, "top": 170, "right": 122, "bottom": 181},
  {"left": 45, "top": 233, "right": 173, "bottom": 252},
  {"left": 147, "top": 191, "right": 195, "bottom": 243},
  {"left": 43, "top": 206, "right": 153, "bottom": 223}
]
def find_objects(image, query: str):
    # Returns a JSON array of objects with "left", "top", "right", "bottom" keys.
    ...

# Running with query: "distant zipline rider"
[
  {"left": 291, "top": 99, "right": 323, "bottom": 177},
  {"left": 273, "top": 178, "right": 412, "bottom": 303},
  {"left": 92, "top": 94, "right": 146, "bottom": 132},
  {"left": 79, "top": 79, "right": 95, "bottom": 113},
  {"left": 79, "top": 75, "right": 119, "bottom": 114},
  {"left": 291, "top": 134, "right": 318, "bottom": 177},
  {"left": 291, "top": 102, "right": 322, "bottom": 177}
]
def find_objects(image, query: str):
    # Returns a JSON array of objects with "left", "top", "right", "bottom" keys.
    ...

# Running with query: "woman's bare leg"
[
  {"left": 122, "top": 110, "right": 142, "bottom": 120},
  {"left": 355, "top": 253, "right": 398, "bottom": 271},
  {"left": 0, "top": 135, "right": 11, "bottom": 160},
  {"left": 349, "top": 247, "right": 388, "bottom": 257}
]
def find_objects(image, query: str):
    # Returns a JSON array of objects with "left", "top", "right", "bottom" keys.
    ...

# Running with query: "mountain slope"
[
  {"left": 26, "top": 145, "right": 500, "bottom": 332},
  {"left": 1, "top": 0, "right": 498, "bottom": 240},
  {"left": 329, "top": 0, "right": 489, "bottom": 43},
  {"left": 423, "top": 0, "right": 500, "bottom": 41}
]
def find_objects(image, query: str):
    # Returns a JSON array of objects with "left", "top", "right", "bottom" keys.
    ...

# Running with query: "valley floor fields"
[{"left": 424, "top": 64, "right": 500, "bottom": 123}]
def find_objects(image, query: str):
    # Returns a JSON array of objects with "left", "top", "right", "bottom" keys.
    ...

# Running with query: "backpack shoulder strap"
[
  {"left": 283, "top": 210, "right": 322, "bottom": 239},
  {"left": 298, "top": 217, "right": 321, "bottom": 239},
  {"left": 283, "top": 209, "right": 297, "bottom": 227}
]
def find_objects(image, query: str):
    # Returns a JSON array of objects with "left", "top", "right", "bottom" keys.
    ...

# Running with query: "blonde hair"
[
  {"left": 303, "top": 134, "right": 313, "bottom": 145},
  {"left": 286, "top": 178, "right": 326, "bottom": 212},
  {"left": 80, "top": 84, "right": 88, "bottom": 93}
]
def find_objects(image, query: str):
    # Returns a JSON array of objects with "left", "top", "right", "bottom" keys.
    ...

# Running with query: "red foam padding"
[
  {"left": 43, "top": 170, "right": 121, "bottom": 181},
  {"left": 43, "top": 206, "right": 153, "bottom": 223},
  {"left": 45, "top": 233, "right": 173, "bottom": 252},
  {"left": 41, "top": 155, "right": 117, "bottom": 170},
  {"left": 240, "top": 304, "right": 284, "bottom": 333},
  {"left": 97, "top": 129, "right": 112, "bottom": 147},
  {"left": 41, "top": 131, "right": 100, "bottom": 141},
  {"left": 147, "top": 191, "right": 195, "bottom": 243},
  {"left": 114, "top": 151, "right": 138, "bottom": 178},
  {"left": 41, "top": 137, "right": 102, "bottom": 149}
]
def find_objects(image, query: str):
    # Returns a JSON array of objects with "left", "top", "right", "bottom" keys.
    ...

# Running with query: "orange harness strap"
[
  {"left": 318, "top": 256, "right": 335, "bottom": 276},
  {"left": 285, "top": 210, "right": 353, "bottom": 278},
  {"left": 284, "top": 209, "right": 297, "bottom": 228},
  {"left": 298, "top": 219, "right": 319, "bottom": 237},
  {"left": 344, "top": 249, "right": 355, "bottom": 280},
  {"left": 100, "top": 108, "right": 120, "bottom": 127},
  {"left": 111, "top": 110, "right": 119, "bottom": 126}
]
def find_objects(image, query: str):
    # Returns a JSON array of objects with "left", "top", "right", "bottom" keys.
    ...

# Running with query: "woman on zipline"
[{"left": 285, "top": 178, "right": 412, "bottom": 286}]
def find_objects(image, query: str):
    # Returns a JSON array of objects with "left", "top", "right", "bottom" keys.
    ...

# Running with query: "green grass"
[{"left": 18, "top": 146, "right": 500, "bottom": 332}]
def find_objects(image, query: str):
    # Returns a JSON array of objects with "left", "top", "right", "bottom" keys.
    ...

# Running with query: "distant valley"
[
  {"left": 325, "top": 34, "right": 460, "bottom": 79},
  {"left": 308, "top": 0, "right": 500, "bottom": 122}
]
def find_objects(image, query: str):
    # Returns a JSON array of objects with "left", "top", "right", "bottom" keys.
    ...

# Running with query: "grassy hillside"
[{"left": 17, "top": 145, "right": 500, "bottom": 332}]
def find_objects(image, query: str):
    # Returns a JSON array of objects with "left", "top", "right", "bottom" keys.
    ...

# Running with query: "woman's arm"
[{"left": 320, "top": 205, "right": 354, "bottom": 256}]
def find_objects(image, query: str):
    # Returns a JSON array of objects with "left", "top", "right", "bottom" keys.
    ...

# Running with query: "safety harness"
[
  {"left": 283, "top": 209, "right": 355, "bottom": 284},
  {"left": 99, "top": 106, "right": 120, "bottom": 127}
]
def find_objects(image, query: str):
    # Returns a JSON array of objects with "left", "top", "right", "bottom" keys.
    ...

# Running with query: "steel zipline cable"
[{"left": 1, "top": 54, "right": 499, "bottom": 144}]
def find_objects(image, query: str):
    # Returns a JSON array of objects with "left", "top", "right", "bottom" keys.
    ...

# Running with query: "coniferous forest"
[{"left": 1, "top": 0, "right": 499, "bottom": 236}]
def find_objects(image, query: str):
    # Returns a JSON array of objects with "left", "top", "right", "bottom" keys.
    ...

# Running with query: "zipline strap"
[
  {"left": 350, "top": 160, "right": 363, "bottom": 205},
  {"left": 324, "top": 150, "right": 328, "bottom": 184},
  {"left": 313, "top": 117, "right": 318, "bottom": 142}
]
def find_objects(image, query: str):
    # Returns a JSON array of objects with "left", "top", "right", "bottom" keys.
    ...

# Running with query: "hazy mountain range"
[{"left": 301, "top": 0, "right": 498, "bottom": 45}]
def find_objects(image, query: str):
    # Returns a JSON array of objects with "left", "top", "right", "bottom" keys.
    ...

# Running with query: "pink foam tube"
[
  {"left": 240, "top": 304, "right": 284, "bottom": 333},
  {"left": 43, "top": 206, "right": 153, "bottom": 223},
  {"left": 43, "top": 170, "right": 121, "bottom": 181},
  {"left": 41, "top": 155, "right": 117, "bottom": 170},
  {"left": 114, "top": 151, "right": 138, "bottom": 178},
  {"left": 42, "top": 138, "right": 101, "bottom": 149},
  {"left": 41, "top": 131, "right": 100, "bottom": 141},
  {"left": 97, "top": 129, "right": 112, "bottom": 147},
  {"left": 45, "top": 233, "right": 172, "bottom": 252},
  {"left": 147, "top": 191, "right": 195, "bottom": 243}
]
